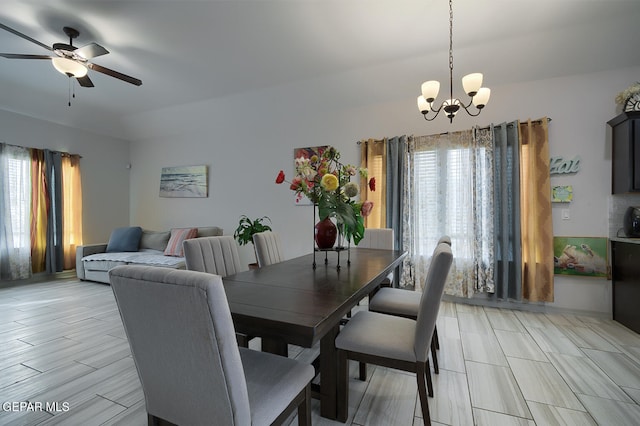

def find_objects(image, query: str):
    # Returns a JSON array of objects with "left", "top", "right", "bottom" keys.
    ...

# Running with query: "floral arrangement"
[
  {"left": 275, "top": 146, "right": 375, "bottom": 245},
  {"left": 615, "top": 81, "right": 640, "bottom": 106}
]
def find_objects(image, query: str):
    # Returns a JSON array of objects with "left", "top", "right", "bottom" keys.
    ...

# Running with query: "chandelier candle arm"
[{"left": 417, "top": 0, "right": 490, "bottom": 123}]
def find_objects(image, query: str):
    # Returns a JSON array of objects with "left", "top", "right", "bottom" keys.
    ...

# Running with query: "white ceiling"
[{"left": 1, "top": 0, "right": 639, "bottom": 140}]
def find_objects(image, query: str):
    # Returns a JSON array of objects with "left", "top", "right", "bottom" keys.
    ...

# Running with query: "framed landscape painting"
[
  {"left": 159, "top": 165, "right": 208, "bottom": 198},
  {"left": 553, "top": 236, "right": 608, "bottom": 277}
]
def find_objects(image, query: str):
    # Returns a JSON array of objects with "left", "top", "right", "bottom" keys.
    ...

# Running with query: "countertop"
[{"left": 610, "top": 237, "right": 640, "bottom": 245}]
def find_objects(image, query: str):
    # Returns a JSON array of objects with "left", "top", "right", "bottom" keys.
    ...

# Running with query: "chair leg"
[
  {"left": 416, "top": 363, "right": 432, "bottom": 425},
  {"left": 297, "top": 384, "right": 311, "bottom": 426},
  {"left": 147, "top": 414, "right": 173, "bottom": 426},
  {"left": 337, "top": 350, "right": 349, "bottom": 422},
  {"left": 434, "top": 325, "right": 440, "bottom": 350},
  {"left": 431, "top": 337, "right": 439, "bottom": 374},
  {"left": 359, "top": 362, "right": 367, "bottom": 381},
  {"left": 236, "top": 333, "right": 249, "bottom": 348},
  {"left": 425, "top": 359, "right": 433, "bottom": 398}
]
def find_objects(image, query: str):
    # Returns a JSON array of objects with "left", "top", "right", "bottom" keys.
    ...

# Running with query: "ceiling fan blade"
[
  {"left": 77, "top": 75, "right": 94, "bottom": 88},
  {"left": 75, "top": 43, "right": 109, "bottom": 59},
  {"left": 0, "top": 22, "right": 52, "bottom": 52},
  {"left": 87, "top": 63, "right": 142, "bottom": 86},
  {"left": 0, "top": 53, "right": 52, "bottom": 59}
]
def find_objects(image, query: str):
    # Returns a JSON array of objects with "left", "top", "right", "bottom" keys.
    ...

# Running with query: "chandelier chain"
[
  {"left": 448, "top": 0, "right": 454, "bottom": 101},
  {"left": 448, "top": 0, "right": 453, "bottom": 73}
]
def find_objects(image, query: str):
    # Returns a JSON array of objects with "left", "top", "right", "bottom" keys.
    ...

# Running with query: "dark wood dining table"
[{"left": 222, "top": 247, "right": 407, "bottom": 421}]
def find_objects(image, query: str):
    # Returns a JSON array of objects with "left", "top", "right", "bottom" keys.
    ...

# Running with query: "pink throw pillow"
[{"left": 164, "top": 228, "right": 198, "bottom": 257}]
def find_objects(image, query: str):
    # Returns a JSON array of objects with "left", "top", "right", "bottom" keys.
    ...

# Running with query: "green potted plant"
[{"left": 234, "top": 215, "right": 272, "bottom": 268}]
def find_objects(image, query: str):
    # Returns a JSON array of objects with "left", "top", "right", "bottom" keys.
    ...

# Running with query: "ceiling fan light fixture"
[{"left": 52, "top": 57, "right": 87, "bottom": 78}]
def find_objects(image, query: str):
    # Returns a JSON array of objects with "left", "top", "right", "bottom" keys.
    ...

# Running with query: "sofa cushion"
[
  {"left": 106, "top": 226, "right": 143, "bottom": 253},
  {"left": 82, "top": 251, "right": 186, "bottom": 269},
  {"left": 83, "top": 259, "right": 128, "bottom": 272},
  {"left": 164, "top": 228, "right": 198, "bottom": 257},
  {"left": 140, "top": 230, "right": 171, "bottom": 251},
  {"left": 197, "top": 226, "right": 224, "bottom": 237}
]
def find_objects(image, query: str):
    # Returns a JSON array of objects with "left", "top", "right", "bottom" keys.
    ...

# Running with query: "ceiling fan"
[{"left": 0, "top": 23, "right": 142, "bottom": 87}]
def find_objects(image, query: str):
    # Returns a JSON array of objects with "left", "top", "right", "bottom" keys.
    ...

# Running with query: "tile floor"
[{"left": 1, "top": 279, "right": 640, "bottom": 425}]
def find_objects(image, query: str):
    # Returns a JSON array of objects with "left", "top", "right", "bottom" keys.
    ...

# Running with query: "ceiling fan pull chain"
[{"left": 68, "top": 77, "right": 72, "bottom": 107}]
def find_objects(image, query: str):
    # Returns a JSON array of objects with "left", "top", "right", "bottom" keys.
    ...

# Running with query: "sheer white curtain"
[
  {"left": 0, "top": 144, "right": 32, "bottom": 280},
  {"left": 403, "top": 128, "right": 494, "bottom": 297}
]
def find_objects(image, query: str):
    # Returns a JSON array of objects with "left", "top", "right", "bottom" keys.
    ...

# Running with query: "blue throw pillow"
[{"left": 106, "top": 226, "right": 143, "bottom": 252}]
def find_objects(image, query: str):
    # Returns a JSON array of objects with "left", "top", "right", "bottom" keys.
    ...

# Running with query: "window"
[
  {"left": 407, "top": 130, "right": 494, "bottom": 297},
  {"left": 1, "top": 144, "right": 83, "bottom": 279},
  {"left": 6, "top": 156, "right": 30, "bottom": 248},
  {"left": 412, "top": 147, "right": 475, "bottom": 261},
  {"left": 366, "top": 153, "right": 384, "bottom": 228},
  {"left": 0, "top": 145, "right": 32, "bottom": 280}
]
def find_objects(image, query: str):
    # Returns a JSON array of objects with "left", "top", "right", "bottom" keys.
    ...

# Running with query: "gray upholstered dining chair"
[
  {"left": 252, "top": 231, "right": 285, "bottom": 267},
  {"left": 183, "top": 235, "right": 248, "bottom": 276},
  {"left": 356, "top": 228, "right": 394, "bottom": 286},
  {"left": 183, "top": 235, "right": 252, "bottom": 346},
  {"left": 352, "top": 228, "right": 395, "bottom": 381},
  {"left": 368, "top": 235, "right": 451, "bottom": 380},
  {"left": 335, "top": 243, "right": 452, "bottom": 425},
  {"left": 109, "top": 265, "right": 315, "bottom": 426}
]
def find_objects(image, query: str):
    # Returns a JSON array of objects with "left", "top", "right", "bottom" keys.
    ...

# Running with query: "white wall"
[
  {"left": 125, "top": 64, "right": 640, "bottom": 315},
  {"left": 0, "top": 109, "right": 131, "bottom": 244}
]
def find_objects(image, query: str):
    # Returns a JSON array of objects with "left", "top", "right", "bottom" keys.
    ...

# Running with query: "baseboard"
[
  {"left": 442, "top": 293, "right": 611, "bottom": 320},
  {"left": 0, "top": 270, "right": 78, "bottom": 289}
]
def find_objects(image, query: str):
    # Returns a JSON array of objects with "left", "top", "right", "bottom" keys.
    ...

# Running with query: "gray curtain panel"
[
  {"left": 492, "top": 122, "right": 522, "bottom": 301},
  {"left": 45, "top": 150, "right": 64, "bottom": 273},
  {"left": 386, "top": 135, "right": 408, "bottom": 287}
]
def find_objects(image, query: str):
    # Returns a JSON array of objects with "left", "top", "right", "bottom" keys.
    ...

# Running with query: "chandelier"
[{"left": 417, "top": 0, "right": 490, "bottom": 123}]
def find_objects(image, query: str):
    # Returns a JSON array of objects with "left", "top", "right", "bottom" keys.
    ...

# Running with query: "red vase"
[{"left": 315, "top": 217, "right": 337, "bottom": 249}]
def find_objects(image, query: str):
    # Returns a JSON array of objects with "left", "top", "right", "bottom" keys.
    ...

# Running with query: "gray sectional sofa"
[{"left": 76, "top": 226, "right": 223, "bottom": 284}]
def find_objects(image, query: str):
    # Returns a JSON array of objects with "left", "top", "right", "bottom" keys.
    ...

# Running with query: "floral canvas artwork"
[{"left": 159, "top": 165, "right": 208, "bottom": 198}]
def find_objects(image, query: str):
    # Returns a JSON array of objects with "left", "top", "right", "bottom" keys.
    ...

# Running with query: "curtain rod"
[
  {"left": 356, "top": 138, "right": 386, "bottom": 145},
  {"left": 0, "top": 142, "right": 82, "bottom": 158},
  {"left": 477, "top": 117, "right": 552, "bottom": 131},
  {"left": 356, "top": 117, "right": 552, "bottom": 144}
]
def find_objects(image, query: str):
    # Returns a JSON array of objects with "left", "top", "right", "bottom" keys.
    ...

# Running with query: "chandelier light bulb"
[
  {"left": 462, "top": 73, "right": 483, "bottom": 97},
  {"left": 473, "top": 87, "right": 491, "bottom": 108},
  {"left": 417, "top": 96, "right": 430, "bottom": 114},
  {"left": 421, "top": 80, "right": 440, "bottom": 102}
]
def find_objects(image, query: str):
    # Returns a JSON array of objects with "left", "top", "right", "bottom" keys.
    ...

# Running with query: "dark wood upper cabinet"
[{"left": 609, "top": 111, "right": 640, "bottom": 194}]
